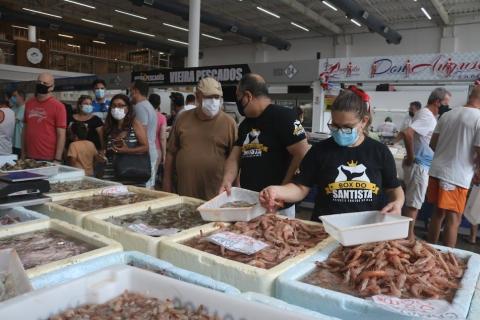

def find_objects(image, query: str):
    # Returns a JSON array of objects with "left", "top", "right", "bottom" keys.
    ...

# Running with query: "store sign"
[
  {"left": 319, "top": 52, "right": 480, "bottom": 82},
  {"left": 132, "top": 64, "right": 250, "bottom": 86}
]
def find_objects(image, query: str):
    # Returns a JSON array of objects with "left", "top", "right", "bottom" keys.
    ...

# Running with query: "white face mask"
[
  {"left": 111, "top": 108, "right": 126, "bottom": 120},
  {"left": 201, "top": 98, "right": 221, "bottom": 118}
]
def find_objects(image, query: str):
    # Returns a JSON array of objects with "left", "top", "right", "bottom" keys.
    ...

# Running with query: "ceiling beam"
[
  {"left": 277, "top": 0, "right": 343, "bottom": 34},
  {"left": 430, "top": 0, "right": 450, "bottom": 25}
]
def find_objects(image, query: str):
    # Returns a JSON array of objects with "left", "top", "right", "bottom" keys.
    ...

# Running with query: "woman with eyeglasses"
[{"left": 260, "top": 87, "right": 404, "bottom": 221}]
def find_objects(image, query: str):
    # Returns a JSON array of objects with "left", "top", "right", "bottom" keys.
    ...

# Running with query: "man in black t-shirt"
[{"left": 219, "top": 74, "right": 310, "bottom": 217}]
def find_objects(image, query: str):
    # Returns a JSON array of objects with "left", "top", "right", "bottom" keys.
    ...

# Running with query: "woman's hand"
[
  {"left": 259, "top": 186, "right": 285, "bottom": 213},
  {"left": 113, "top": 141, "right": 129, "bottom": 154},
  {"left": 380, "top": 200, "right": 403, "bottom": 215}
]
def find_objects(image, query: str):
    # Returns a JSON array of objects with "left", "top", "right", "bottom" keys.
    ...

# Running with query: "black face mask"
[
  {"left": 439, "top": 104, "right": 451, "bottom": 115},
  {"left": 408, "top": 111, "right": 415, "bottom": 118},
  {"left": 36, "top": 83, "right": 51, "bottom": 95},
  {"left": 236, "top": 94, "right": 247, "bottom": 116}
]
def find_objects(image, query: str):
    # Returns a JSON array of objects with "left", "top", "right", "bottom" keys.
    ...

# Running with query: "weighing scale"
[{"left": 0, "top": 172, "right": 51, "bottom": 209}]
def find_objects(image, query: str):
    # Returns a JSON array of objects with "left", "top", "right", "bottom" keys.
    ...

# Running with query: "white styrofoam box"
[
  {"left": 0, "top": 207, "right": 49, "bottom": 230},
  {"left": 83, "top": 196, "right": 208, "bottom": 256},
  {"left": 276, "top": 241, "right": 480, "bottom": 320},
  {"left": 320, "top": 211, "right": 412, "bottom": 246},
  {"left": 35, "top": 186, "right": 178, "bottom": 226},
  {"left": 31, "top": 251, "right": 240, "bottom": 294},
  {"left": 198, "top": 187, "right": 265, "bottom": 222},
  {"left": 0, "top": 162, "right": 60, "bottom": 177},
  {"left": 467, "top": 275, "right": 480, "bottom": 319},
  {"left": 0, "top": 219, "right": 122, "bottom": 278},
  {"left": 0, "top": 249, "right": 32, "bottom": 303},
  {"left": 48, "top": 165, "right": 85, "bottom": 181},
  {"left": 0, "top": 154, "right": 17, "bottom": 167},
  {"left": 46, "top": 176, "right": 120, "bottom": 201},
  {"left": 0, "top": 265, "right": 329, "bottom": 320},
  {"left": 159, "top": 220, "right": 335, "bottom": 295}
]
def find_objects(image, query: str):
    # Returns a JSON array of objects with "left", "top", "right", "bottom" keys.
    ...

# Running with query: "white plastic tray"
[
  {"left": 0, "top": 162, "right": 60, "bottom": 177},
  {"left": 48, "top": 165, "right": 85, "bottom": 181},
  {"left": 0, "top": 249, "right": 32, "bottom": 303},
  {"left": 319, "top": 210, "right": 412, "bottom": 246},
  {"left": 198, "top": 187, "right": 265, "bottom": 222},
  {"left": 0, "top": 155, "right": 17, "bottom": 167},
  {"left": 0, "top": 207, "right": 49, "bottom": 230},
  {"left": 0, "top": 265, "right": 326, "bottom": 320}
]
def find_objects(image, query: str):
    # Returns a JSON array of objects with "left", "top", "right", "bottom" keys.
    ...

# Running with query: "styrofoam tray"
[
  {"left": 0, "top": 162, "right": 60, "bottom": 177},
  {"left": 276, "top": 241, "right": 480, "bottom": 320},
  {"left": 467, "top": 272, "right": 480, "bottom": 319},
  {"left": 31, "top": 251, "right": 239, "bottom": 294},
  {"left": 319, "top": 211, "right": 412, "bottom": 246},
  {"left": 198, "top": 187, "right": 265, "bottom": 222},
  {"left": 0, "top": 249, "right": 32, "bottom": 303},
  {"left": 0, "top": 207, "right": 49, "bottom": 230},
  {"left": 0, "top": 154, "right": 17, "bottom": 167},
  {"left": 83, "top": 196, "right": 208, "bottom": 256},
  {"left": 0, "top": 219, "right": 123, "bottom": 278},
  {"left": 0, "top": 265, "right": 327, "bottom": 320},
  {"left": 46, "top": 176, "right": 120, "bottom": 201},
  {"left": 48, "top": 165, "right": 85, "bottom": 181}
]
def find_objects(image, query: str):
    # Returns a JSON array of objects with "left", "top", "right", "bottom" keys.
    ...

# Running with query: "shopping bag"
[{"left": 464, "top": 185, "right": 480, "bottom": 225}]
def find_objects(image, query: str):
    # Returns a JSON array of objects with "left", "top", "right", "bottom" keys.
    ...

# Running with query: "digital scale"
[{"left": 0, "top": 172, "right": 51, "bottom": 209}]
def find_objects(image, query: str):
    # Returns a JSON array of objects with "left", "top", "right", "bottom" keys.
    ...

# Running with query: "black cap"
[{"left": 169, "top": 92, "right": 184, "bottom": 107}]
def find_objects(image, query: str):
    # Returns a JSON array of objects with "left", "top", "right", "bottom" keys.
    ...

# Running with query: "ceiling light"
[
  {"left": 114, "top": 9, "right": 147, "bottom": 20},
  {"left": 11, "top": 25, "right": 28, "bottom": 30},
  {"left": 67, "top": 43, "right": 80, "bottom": 48},
  {"left": 63, "top": 0, "right": 95, "bottom": 9},
  {"left": 167, "top": 38, "right": 188, "bottom": 46},
  {"left": 256, "top": 6, "right": 280, "bottom": 18},
  {"left": 129, "top": 29, "right": 155, "bottom": 37},
  {"left": 290, "top": 22, "right": 309, "bottom": 32},
  {"left": 38, "top": 39, "right": 46, "bottom": 42},
  {"left": 350, "top": 19, "right": 362, "bottom": 27},
  {"left": 163, "top": 23, "right": 188, "bottom": 31},
  {"left": 58, "top": 33, "right": 73, "bottom": 38},
  {"left": 421, "top": 7, "right": 432, "bottom": 20},
  {"left": 322, "top": 1, "right": 338, "bottom": 11},
  {"left": 22, "top": 8, "right": 62, "bottom": 19},
  {"left": 81, "top": 18, "right": 113, "bottom": 27},
  {"left": 92, "top": 40, "right": 106, "bottom": 44},
  {"left": 201, "top": 33, "right": 223, "bottom": 41}
]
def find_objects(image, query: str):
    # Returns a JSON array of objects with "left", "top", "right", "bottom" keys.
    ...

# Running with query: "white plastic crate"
[
  {"left": 0, "top": 265, "right": 332, "bottom": 320},
  {"left": 276, "top": 241, "right": 480, "bottom": 320},
  {"left": 46, "top": 176, "right": 120, "bottom": 201},
  {"left": 198, "top": 187, "right": 265, "bottom": 222},
  {"left": 0, "top": 162, "right": 60, "bottom": 177},
  {"left": 0, "top": 207, "right": 49, "bottom": 230},
  {"left": 48, "top": 165, "right": 85, "bottom": 180},
  {"left": 319, "top": 211, "right": 412, "bottom": 246}
]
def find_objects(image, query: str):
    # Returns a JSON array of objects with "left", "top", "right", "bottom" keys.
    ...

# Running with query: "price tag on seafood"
[
  {"left": 127, "top": 224, "right": 179, "bottom": 237},
  {"left": 372, "top": 295, "right": 461, "bottom": 319},
  {"left": 207, "top": 231, "right": 269, "bottom": 255},
  {"left": 101, "top": 186, "right": 129, "bottom": 196}
]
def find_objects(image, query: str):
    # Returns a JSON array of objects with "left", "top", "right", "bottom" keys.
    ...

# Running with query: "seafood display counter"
[
  {"left": 276, "top": 240, "right": 480, "bottom": 320},
  {"left": 46, "top": 176, "right": 120, "bottom": 201},
  {"left": 0, "top": 207, "right": 49, "bottom": 230},
  {"left": 83, "top": 197, "right": 209, "bottom": 256},
  {"left": 0, "top": 265, "right": 337, "bottom": 320},
  {"left": 34, "top": 186, "right": 178, "bottom": 226},
  {"left": 159, "top": 214, "right": 334, "bottom": 295},
  {"left": 0, "top": 219, "right": 122, "bottom": 278}
]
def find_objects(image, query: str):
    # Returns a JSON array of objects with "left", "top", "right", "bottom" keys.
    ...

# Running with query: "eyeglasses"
[{"left": 327, "top": 121, "right": 360, "bottom": 134}]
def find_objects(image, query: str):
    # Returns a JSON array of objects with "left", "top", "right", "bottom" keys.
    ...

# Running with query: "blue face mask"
[
  {"left": 9, "top": 96, "right": 17, "bottom": 107},
  {"left": 95, "top": 88, "right": 105, "bottom": 99},
  {"left": 331, "top": 127, "right": 359, "bottom": 147},
  {"left": 81, "top": 104, "right": 93, "bottom": 114}
]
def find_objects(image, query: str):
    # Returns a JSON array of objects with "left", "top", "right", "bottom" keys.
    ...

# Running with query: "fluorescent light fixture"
[
  {"left": 290, "top": 22, "right": 309, "bottom": 32},
  {"left": 201, "top": 33, "right": 223, "bottom": 41},
  {"left": 22, "top": 8, "right": 62, "bottom": 19},
  {"left": 81, "top": 18, "right": 113, "bottom": 27},
  {"left": 67, "top": 43, "right": 80, "bottom": 48},
  {"left": 114, "top": 9, "right": 147, "bottom": 20},
  {"left": 350, "top": 19, "right": 362, "bottom": 27},
  {"left": 38, "top": 39, "right": 46, "bottom": 42},
  {"left": 11, "top": 25, "right": 28, "bottom": 30},
  {"left": 58, "top": 33, "right": 73, "bottom": 38},
  {"left": 421, "top": 7, "right": 432, "bottom": 20},
  {"left": 322, "top": 1, "right": 338, "bottom": 11},
  {"left": 167, "top": 38, "right": 188, "bottom": 46},
  {"left": 129, "top": 29, "right": 155, "bottom": 37},
  {"left": 163, "top": 22, "right": 188, "bottom": 31},
  {"left": 63, "top": 0, "right": 95, "bottom": 9},
  {"left": 92, "top": 40, "right": 106, "bottom": 44},
  {"left": 256, "top": 6, "right": 280, "bottom": 18}
]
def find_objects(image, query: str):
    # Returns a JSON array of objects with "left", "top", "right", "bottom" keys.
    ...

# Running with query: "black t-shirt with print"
[
  {"left": 236, "top": 104, "right": 306, "bottom": 192},
  {"left": 293, "top": 137, "right": 400, "bottom": 221}
]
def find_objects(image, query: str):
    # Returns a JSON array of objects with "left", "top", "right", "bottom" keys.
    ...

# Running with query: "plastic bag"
[{"left": 464, "top": 185, "right": 480, "bottom": 225}]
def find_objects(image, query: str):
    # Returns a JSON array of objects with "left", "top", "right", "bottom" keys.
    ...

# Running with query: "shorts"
[
  {"left": 403, "top": 163, "right": 429, "bottom": 210},
  {"left": 427, "top": 177, "right": 469, "bottom": 214}
]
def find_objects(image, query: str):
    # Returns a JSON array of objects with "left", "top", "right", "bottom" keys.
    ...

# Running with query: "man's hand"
[
  {"left": 218, "top": 180, "right": 232, "bottom": 196},
  {"left": 259, "top": 186, "right": 285, "bottom": 213}
]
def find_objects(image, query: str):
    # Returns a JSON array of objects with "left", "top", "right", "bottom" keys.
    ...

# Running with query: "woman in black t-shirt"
[
  {"left": 69, "top": 95, "right": 104, "bottom": 151},
  {"left": 260, "top": 87, "right": 404, "bottom": 221}
]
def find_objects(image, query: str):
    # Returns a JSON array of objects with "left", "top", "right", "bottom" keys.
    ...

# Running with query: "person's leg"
[
  {"left": 427, "top": 207, "right": 446, "bottom": 244},
  {"left": 470, "top": 225, "right": 478, "bottom": 244},
  {"left": 444, "top": 211, "right": 462, "bottom": 247},
  {"left": 403, "top": 164, "right": 428, "bottom": 240},
  {"left": 404, "top": 207, "right": 419, "bottom": 240}
]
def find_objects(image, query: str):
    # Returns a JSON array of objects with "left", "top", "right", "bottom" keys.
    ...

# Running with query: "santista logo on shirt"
[
  {"left": 241, "top": 129, "right": 268, "bottom": 158},
  {"left": 325, "top": 160, "right": 379, "bottom": 203},
  {"left": 293, "top": 120, "right": 305, "bottom": 136}
]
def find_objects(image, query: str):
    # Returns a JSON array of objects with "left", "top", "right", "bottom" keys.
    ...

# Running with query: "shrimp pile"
[
  {"left": 184, "top": 214, "right": 328, "bottom": 269},
  {"left": 303, "top": 239, "right": 467, "bottom": 301}
]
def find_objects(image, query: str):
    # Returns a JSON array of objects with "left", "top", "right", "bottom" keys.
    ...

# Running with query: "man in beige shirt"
[{"left": 163, "top": 77, "right": 237, "bottom": 200}]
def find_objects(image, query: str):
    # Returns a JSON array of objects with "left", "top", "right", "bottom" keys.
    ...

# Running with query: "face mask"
[
  {"left": 95, "top": 88, "right": 105, "bottom": 99},
  {"left": 236, "top": 95, "right": 247, "bottom": 116},
  {"left": 439, "top": 104, "right": 450, "bottom": 115},
  {"left": 202, "top": 98, "right": 221, "bottom": 118},
  {"left": 9, "top": 96, "right": 17, "bottom": 107},
  {"left": 36, "top": 83, "right": 51, "bottom": 95},
  {"left": 408, "top": 111, "right": 414, "bottom": 118},
  {"left": 331, "top": 127, "right": 359, "bottom": 147},
  {"left": 111, "top": 108, "right": 126, "bottom": 120},
  {"left": 81, "top": 104, "right": 93, "bottom": 114}
]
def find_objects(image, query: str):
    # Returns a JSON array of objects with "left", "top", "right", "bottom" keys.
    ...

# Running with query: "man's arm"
[
  {"left": 282, "top": 139, "right": 310, "bottom": 185},
  {"left": 429, "top": 132, "right": 439, "bottom": 151},
  {"left": 162, "top": 152, "right": 175, "bottom": 193},
  {"left": 403, "top": 128, "right": 415, "bottom": 166},
  {"left": 381, "top": 186, "right": 405, "bottom": 215},
  {"left": 219, "top": 146, "right": 241, "bottom": 195},
  {"left": 160, "top": 123, "right": 167, "bottom": 164},
  {"left": 21, "top": 123, "right": 27, "bottom": 159},
  {"left": 55, "top": 128, "right": 66, "bottom": 162}
]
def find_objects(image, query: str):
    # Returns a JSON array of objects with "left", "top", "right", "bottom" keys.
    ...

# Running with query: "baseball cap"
[{"left": 197, "top": 77, "right": 223, "bottom": 96}]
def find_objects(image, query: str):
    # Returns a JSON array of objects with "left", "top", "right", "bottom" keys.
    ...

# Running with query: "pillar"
[
  {"left": 440, "top": 26, "right": 457, "bottom": 53},
  {"left": 28, "top": 25, "right": 36, "bottom": 43},
  {"left": 187, "top": 0, "right": 201, "bottom": 67}
]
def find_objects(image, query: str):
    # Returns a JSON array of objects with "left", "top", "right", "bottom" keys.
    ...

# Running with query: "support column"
[
  {"left": 312, "top": 80, "right": 324, "bottom": 133},
  {"left": 333, "top": 35, "right": 352, "bottom": 58},
  {"left": 254, "top": 44, "right": 268, "bottom": 63},
  {"left": 440, "top": 26, "right": 457, "bottom": 53},
  {"left": 187, "top": 0, "right": 201, "bottom": 67},
  {"left": 28, "top": 25, "right": 36, "bottom": 43}
]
